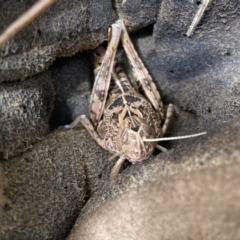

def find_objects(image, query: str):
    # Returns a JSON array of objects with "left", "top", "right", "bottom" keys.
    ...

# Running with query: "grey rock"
[
  {"left": 69, "top": 161, "right": 240, "bottom": 240},
  {"left": 115, "top": 0, "right": 161, "bottom": 29},
  {"left": 151, "top": 0, "right": 240, "bottom": 130},
  {"left": 0, "top": 72, "right": 54, "bottom": 159},
  {"left": 0, "top": 0, "right": 161, "bottom": 81},
  {"left": 0, "top": 129, "right": 87, "bottom": 240},
  {"left": 0, "top": 50, "right": 93, "bottom": 159},
  {"left": 0, "top": 0, "right": 116, "bottom": 81}
]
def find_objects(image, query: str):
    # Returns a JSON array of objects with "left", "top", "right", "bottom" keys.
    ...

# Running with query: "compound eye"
[
  {"left": 121, "top": 128, "right": 129, "bottom": 143},
  {"left": 141, "top": 124, "right": 152, "bottom": 137}
]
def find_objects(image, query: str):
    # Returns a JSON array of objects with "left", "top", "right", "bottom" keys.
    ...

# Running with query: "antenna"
[{"left": 143, "top": 132, "right": 207, "bottom": 142}]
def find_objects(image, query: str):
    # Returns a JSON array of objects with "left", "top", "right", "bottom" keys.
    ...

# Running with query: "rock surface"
[
  {"left": 0, "top": 0, "right": 161, "bottom": 81},
  {"left": 1, "top": 129, "right": 87, "bottom": 240},
  {"left": 1, "top": 0, "right": 240, "bottom": 239},
  {"left": 69, "top": 162, "right": 240, "bottom": 240},
  {"left": 0, "top": 72, "right": 54, "bottom": 159}
]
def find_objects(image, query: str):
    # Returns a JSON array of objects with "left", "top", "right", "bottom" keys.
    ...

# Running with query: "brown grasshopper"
[
  {"left": 65, "top": 20, "right": 206, "bottom": 177},
  {"left": 0, "top": 0, "right": 208, "bottom": 177}
]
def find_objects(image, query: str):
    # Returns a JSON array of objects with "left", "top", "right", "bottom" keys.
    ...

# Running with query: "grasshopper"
[
  {"left": 0, "top": 0, "right": 208, "bottom": 177},
  {"left": 65, "top": 20, "right": 206, "bottom": 177}
]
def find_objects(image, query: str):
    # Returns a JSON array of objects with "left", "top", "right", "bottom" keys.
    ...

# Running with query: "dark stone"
[{"left": 0, "top": 72, "right": 54, "bottom": 158}]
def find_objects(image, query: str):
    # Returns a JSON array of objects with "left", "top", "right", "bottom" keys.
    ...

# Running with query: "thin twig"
[
  {"left": 186, "top": 0, "right": 211, "bottom": 37},
  {"left": 0, "top": 0, "right": 55, "bottom": 47}
]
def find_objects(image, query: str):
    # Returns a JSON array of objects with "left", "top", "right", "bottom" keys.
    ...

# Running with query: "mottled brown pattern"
[{"left": 68, "top": 20, "right": 173, "bottom": 177}]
